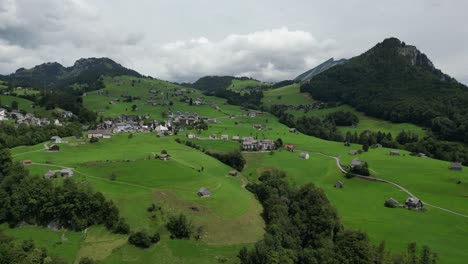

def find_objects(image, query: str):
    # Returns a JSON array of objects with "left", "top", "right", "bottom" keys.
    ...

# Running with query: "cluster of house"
[
  {"left": 0, "top": 108, "right": 66, "bottom": 126},
  {"left": 242, "top": 138, "right": 275, "bottom": 151},
  {"left": 247, "top": 111, "right": 264, "bottom": 118},
  {"left": 44, "top": 168, "right": 74, "bottom": 179},
  {"left": 169, "top": 111, "right": 218, "bottom": 126}
]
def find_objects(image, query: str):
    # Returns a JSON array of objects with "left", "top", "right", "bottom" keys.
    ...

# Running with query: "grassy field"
[
  {"left": 6, "top": 76, "right": 468, "bottom": 263},
  {"left": 84, "top": 76, "right": 244, "bottom": 119},
  {"left": 227, "top": 79, "right": 268, "bottom": 94},
  {"left": 262, "top": 83, "right": 313, "bottom": 106},
  {"left": 288, "top": 104, "right": 427, "bottom": 137},
  {"left": 10, "top": 133, "right": 264, "bottom": 263},
  {"left": 0, "top": 95, "right": 35, "bottom": 111}
]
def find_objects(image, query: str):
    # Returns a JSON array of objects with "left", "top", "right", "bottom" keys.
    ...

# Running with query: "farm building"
[
  {"left": 187, "top": 133, "right": 197, "bottom": 139},
  {"left": 335, "top": 181, "right": 343, "bottom": 188},
  {"left": 60, "top": 168, "right": 74, "bottom": 178},
  {"left": 159, "top": 154, "right": 170, "bottom": 161},
  {"left": 289, "top": 128, "right": 297, "bottom": 133},
  {"left": 48, "top": 144, "right": 60, "bottom": 151},
  {"left": 197, "top": 187, "right": 212, "bottom": 197},
  {"left": 300, "top": 152, "right": 309, "bottom": 160},
  {"left": 221, "top": 134, "right": 229, "bottom": 140},
  {"left": 389, "top": 150, "right": 400, "bottom": 156},
  {"left": 351, "top": 158, "right": 362, "bottom": 168},
  {"left": 284, "top": 144, "right": 295, "bottom": 151},
  {"left": 449, "top": 162, "right": 463, "bottom": 171},
  {"left": 229, "top": 170, "right": 238, "bottom": 176},
  {"left": 23, "top": 160, "right": 32, "bottom": 165},
  {"left": 50, "top": 136, "right": 62, "bottom": 144},
  {"left": 155, "top": 125, "right": 169, "bottom": 133},
  {"left": 405, "top": 197, "right": 423, "bottom": 209},
  {"left": 209, "top": 134, "right": 217, "bottom": 140},
  {"left": 232, "top": 136, "right": 240, "bottom": 141},
  {"left": 417, "top": 153, "right": 427, "bottom": 158},
  {"left": 88, "top": 130, "right": 112, "bottom": 139},
  {"left": 385, "top": 197, "right": 400, "bottom": 208},
  {"left": 349, "top": 150, "right": 358, "bottom": 155},
  {"left": 44, "top": 170, "right": 56, "bottom": 179}
]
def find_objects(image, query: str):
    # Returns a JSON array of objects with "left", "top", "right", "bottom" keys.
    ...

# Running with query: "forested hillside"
[{"left": 301, "top": 38, "right": 468, "bottom": 144}]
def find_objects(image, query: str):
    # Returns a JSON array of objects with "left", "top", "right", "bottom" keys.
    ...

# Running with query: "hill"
[
  {"left": 300, "top": 38, "right": 468, "bottom": 144},
  {"left": 294, "top": 58, "right": 347, "bottom": 81},
  {"left": 3, "top": 57, "right": 142, "bottom": 90}
]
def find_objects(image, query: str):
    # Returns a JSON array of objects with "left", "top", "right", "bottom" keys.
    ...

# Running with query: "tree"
[
  {"left": 362, "top": 143, "right": 369, "bottom": 152},
  {"left": 274, "top": 138, "right": 283, "bottom": 148},
  {"left": 11, "top": 101, "right": 18, "bottom": 110},
  {"left": 128, "top": 133, "right": 133, "bottom": 139},
  {"left": 161, "top": 149, "right": 168, "bottom": 155},
  {"left": 128, "top": 230, "right": 152, "bottom": 248},
  {"left": 132, "top": 104, "right": 138, "bottom": 111},
  {"left": 166, "top": 214, "right": 193, "bottom": 239},
  {"left": 407, "top": 242, "right": 418, "bottom": 264},
  {"left": 89, "top": 137, "right": 99, "bottom": 143},
  {"left": 189, "top": 97, "right": 193, "bottom": 105}
]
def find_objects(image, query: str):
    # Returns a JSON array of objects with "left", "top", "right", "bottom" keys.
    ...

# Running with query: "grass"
[
  {"left": 288, "top": 105, "right": 426, "bottom": 137},
  {"left": 262, "top": 83, "right": 313, "bottom": 106},
  {"left": 228, "top": 79, "right": 267, "bottom": 94},
  {"left": 0, "top": 95, "right": 35, "bottom": 112}
]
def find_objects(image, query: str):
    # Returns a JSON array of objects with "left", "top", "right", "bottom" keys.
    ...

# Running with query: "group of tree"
[
  {"left": 0, "top": 122, "right": 82, "bottom": 148},
  {"left": 128, "top": 230, "right": 160, "bottom": 248},
  {"left": 0, "top": 147, "right": 129, "bottom": 233},
  {"left": 239, "top": 169, "right": 438, "bottom": 263}
]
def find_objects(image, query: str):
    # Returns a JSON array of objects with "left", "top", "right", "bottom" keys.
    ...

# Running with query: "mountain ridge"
[{"left": 294, "top": 57, "right": 348, "bottom": 82}]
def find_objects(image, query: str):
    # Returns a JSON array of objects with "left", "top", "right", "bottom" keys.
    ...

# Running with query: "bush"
[
  {"left": 79, "top": 257, "right": 96, "bottom": 264},
  {"left": 166, "top": 214, "right": 193, "bottom": 239},
  {"left": 128, "top": 230, "right": 152, "bottom": 248},
  {"left": 151, "top": 233, "right": 160, "bottom": 243},
  {"left": 89, "top": 137, "right": 99, "bottom": 143},
  {"left": 113, "top": 218, "right": 130, "bottom": 234}
]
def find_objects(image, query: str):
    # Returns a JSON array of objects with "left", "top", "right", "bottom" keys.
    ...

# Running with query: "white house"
[
  {"left": 0, "top": 109, "right": 7, "bottom": 121},
  {"left": 187, "top": 133, "right": 197, "bottom": 139},
  {"left": 50, "top": 136, "right": 62, "bottom": 144},
  {"left": 155, "top": 125, "right": 169, "bottom": 132}
]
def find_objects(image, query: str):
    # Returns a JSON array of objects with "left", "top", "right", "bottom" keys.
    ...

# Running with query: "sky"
[{"left": 0, "top": 0, "right": 467, "bottom": 84}]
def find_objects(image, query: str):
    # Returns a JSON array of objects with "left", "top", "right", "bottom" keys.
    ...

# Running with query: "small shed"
[
  {"left": 23, "top": 160, "right": 32, "bottom": 165},
  {"left": 417, "top": 153, "right": 427, "bottom": 158},
  {"left": 335, "top": 181, "right": 343, "bottom": 188},
  {"left": 209, "top": 134, "right": 217, "bottom": 140},
  {"left": 349, "top": 150, "right": 358, "bottom": 155},
  {"left": 284, "top": 144, "right": 295, "bottom": 151},
  {"left": 60, "top": 168, "right": 74, "bottom": 177},
  {"left": 232, "top": 136, "right": 240, "bottom": 141},
  {"left": 159, "top": 154, "right": 170, "bottom": 161},
  {"left": 289, "top": 128, "right": 297, "bottom": 133},
  {"left": 197, "top": 187, "right": 212, "bottom": 197},
  {"left": 449, "top": 162, "right": 463, "bottom": 171},
  {"left": 44, "top": 170, "right": 56, "bottom": 179},
  {"left": 221, "top": 134, "right": 229, "bottom": 140},
  {"left": 48, "top": 144, "right": 60, "bottom": 152},
  {"left": 389, "top": 150, "right": 400, "bottom": 156},
  {"left": 228, "top": 170, "right": 238, "bottom": 176},
  {"left": 50, "top": 136, "right": 62, "bottom": 144},
  {"left": 299, "top": 152, "right": 310, "bottom": 160},
  {"left": 385, "top": 197, "right": 400, "bottom": 208},
  {"left": 351, "top": 158, "right": 362, "bottom": 168},
  {"left": 187, "top": 133, "right": 197, "bottom": 139},
  {"left": 405, "top": 197, "right": 423, "bottom": 209}
]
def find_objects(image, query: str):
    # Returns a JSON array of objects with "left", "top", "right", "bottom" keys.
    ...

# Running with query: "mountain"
[
  {"left": 294, "top": 58, "right": 347, "bottom": 82},
  {"left": 300, "top": 37, "right": 468, "bottom": 143},
  {"left": 3, "top": 57, "right": 142, "bottom": 89}
]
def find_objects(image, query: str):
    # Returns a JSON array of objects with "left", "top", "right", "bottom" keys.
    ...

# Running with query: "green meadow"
[
  {"left": 5, "top": 78, "right": 468, "bottom": 263},
  {"left": 262, "top": 83, "right": 313, "bottom": 106}
]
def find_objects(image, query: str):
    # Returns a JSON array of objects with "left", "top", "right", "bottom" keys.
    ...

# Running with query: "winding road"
[{"left": 312, "top": 151, "right": 468, "bottom": 219}]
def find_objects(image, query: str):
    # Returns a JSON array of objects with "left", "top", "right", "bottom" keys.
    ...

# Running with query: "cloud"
[{"left": 152, "top": 28, "right": 339, "bottom": 82}]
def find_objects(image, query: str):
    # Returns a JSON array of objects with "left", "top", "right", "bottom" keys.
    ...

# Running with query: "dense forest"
[
  {"left": 300, "top": 38, "right": 468, "bottom": 144},
  {"left": 239, "top": 170, "right": 438, "bottom": 263}
]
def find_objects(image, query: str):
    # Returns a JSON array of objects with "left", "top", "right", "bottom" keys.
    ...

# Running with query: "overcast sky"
[{"left": 0, "top": 0, "right": 467, "bottom": 84}]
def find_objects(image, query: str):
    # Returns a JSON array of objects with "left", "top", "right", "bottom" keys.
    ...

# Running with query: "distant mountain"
[
  {"left": 301, "top": 37, "right": 468, "bottom": 143},
  {"left": 294, "top": 58, "right": 347, "bottom": 82},
  {"left": 3, "top": 57, "right": 142, "bottom": 89}
]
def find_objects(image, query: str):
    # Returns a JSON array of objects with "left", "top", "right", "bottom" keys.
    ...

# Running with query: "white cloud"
[{"left": 152, "top": 28, "right": 339, "bottom": 82}]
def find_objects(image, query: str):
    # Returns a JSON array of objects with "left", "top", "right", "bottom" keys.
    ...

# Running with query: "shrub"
[
  {"left": 166, "top": 214, "right": 193, "bottom": 239},
  {"left": 89, "top": 137, "right": 99, "bottom": 143},
  {"left": 128, "top": 230, "right": 152, "bottom": 248}
]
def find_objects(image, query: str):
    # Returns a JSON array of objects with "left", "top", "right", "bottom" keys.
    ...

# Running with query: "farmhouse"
[
  {"left": 197, "top": 187, "right": 212, "bottom": 197},
  {"left": 50, "top": 136, "right": 62, "bottom": 144},
  {"left": 284, "top": 144, "right": 295, "bottom": 152},
  {"left": 155, "top": 125, "right": 169, "bottom": 133},
  {"left": 44, "top": 170, "right": 56, "bottom": 179},
  {"left": 221, "top": 134, "right": 229, "bottom": 140},
  {"left": 385, "top": 197, "right": 400, "bottom": 208},
  {"left": 23, "top": 160, "right": 32, "bottom": 165},
  {"left": 0, "top": 109, "right": 8, "bottom": 121},
  {"left": 232, "top": 136, "right": 240, "bottom": 141},
  {"left": 351, "top": 158, "right": 362, "bottom": 168},
  {"left": 187, "top": 133, "right": 197, "bottom": 139},
  {"left": 249, "top": 111, "right": 257, "bottom": 118},
  {"left": 48, "top": 144, "right": 60, "bottom": 152},
  {"left": 229, "top": 170, "right": 238, "bottom": 176},
  {"left": 349, "top": 150, "right": 358, "bottom": 155},
  {"left": 416, "top": 153, "right": 427, "bottom": 158},
  {"left": 449, "top": 162, "right": 463, "bottom": 171},
  {"left": 389, "top": 150, "right": 400, "bottom": 156},
  {"left": 159, "top": 154, "right": 170, "bottom": 161},
  {"left": 252, "top": 124, "right": 265, "bottom": 130},
  {"left": 405, "top": 197, "right": 423, "bottom": 209},
  {"left": 60, "top": 168, "right": 74, "bottom": 178},
  {"left": 258, "top": 140, "right": 275, "bottom": 151},
  {"left": 209, "top": 134, "right": 217, "bottom": 140},
  {"left": 242, "top": 138, "right": 275, "bottom": 151},
  {"left": 289, "top": 128, "right": 297, "bottom": 133},
  {"left": 88, "top": 130, "right": 112, "bottom": 139},
  {"left": 300, "top": 152, "right": 310, "bottom": 160},
  {"left": 335, "top": 181, "right": 343, "bottom": 188}
]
